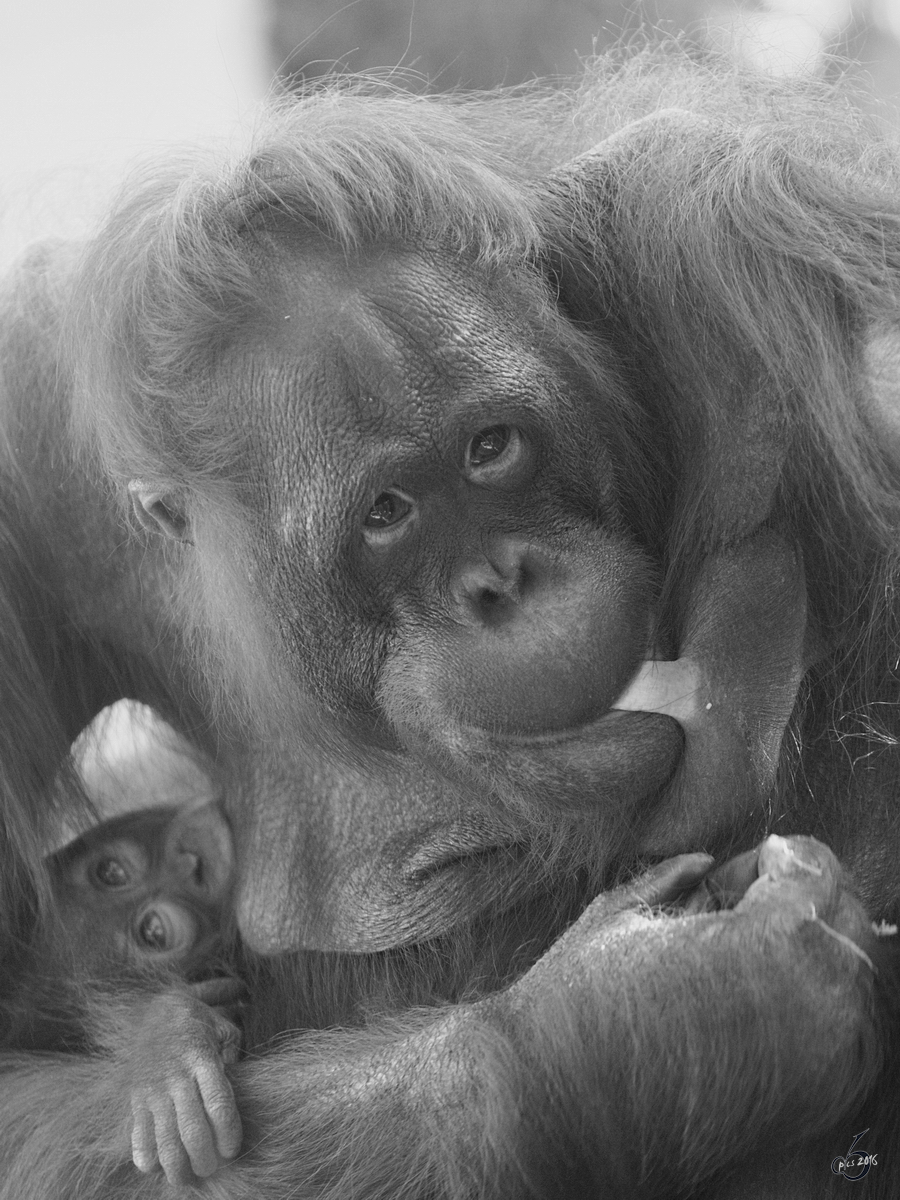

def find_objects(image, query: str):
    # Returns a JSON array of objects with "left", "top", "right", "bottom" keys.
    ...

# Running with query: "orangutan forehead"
[{"left": 234, "top": 247, "right": 564, "bottom": 442}]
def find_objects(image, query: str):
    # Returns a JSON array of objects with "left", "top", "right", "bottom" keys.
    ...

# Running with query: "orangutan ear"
[{"left": 127, "top": 481, "right": 190, "bottom": 542}]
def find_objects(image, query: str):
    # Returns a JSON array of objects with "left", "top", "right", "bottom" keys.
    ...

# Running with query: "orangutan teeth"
[{"left": 611, "top": 659, "right": 703, "bottom": 724}]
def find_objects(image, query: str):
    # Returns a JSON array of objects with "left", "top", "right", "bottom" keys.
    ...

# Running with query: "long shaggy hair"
[{"left": 3, "top": 46, "right": 900, "bottom": 1200}]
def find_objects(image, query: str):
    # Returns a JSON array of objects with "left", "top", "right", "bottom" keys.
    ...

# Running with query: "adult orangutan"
[{"left": 1, "top": 49, "right": 900, "bottom": 1198}]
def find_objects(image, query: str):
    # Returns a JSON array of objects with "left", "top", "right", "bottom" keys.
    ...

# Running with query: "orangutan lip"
[
  {"left": 490, "top": 708, "right": 664, "bottom": 747},
  {"left": 482, "top": 658, "right": 700, "bottom": 748}
]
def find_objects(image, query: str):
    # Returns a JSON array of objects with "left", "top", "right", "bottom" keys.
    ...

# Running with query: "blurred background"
[
  {"left": 273, "top": 0, "right": 900, "bottom": 94},
  {"left": 1, "top": 0, "right": 899, "bottom": 262}
]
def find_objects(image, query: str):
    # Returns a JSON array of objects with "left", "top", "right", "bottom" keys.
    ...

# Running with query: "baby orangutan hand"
[{"left": 129, "top": 977, "right": 244, "bottom": 1185}]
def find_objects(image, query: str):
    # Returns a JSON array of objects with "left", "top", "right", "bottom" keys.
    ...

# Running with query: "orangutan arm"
[{"left": 0, "top": 839, "right": 885, "bottom": 1200}]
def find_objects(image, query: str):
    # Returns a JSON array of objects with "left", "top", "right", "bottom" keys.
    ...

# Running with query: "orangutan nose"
[
  {"left": 442, "top": 537, "right": 649, "bottom": 733},
  {"left": 452, "top": 540, "right": 551, "bottom": 627}
]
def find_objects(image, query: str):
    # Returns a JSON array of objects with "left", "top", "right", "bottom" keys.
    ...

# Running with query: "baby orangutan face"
[{"left": 48, "top": 802, "right": 234, "bottom": 973}]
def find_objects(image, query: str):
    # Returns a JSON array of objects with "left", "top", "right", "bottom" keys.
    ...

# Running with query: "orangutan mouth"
[{"left": 611, "top": 658, "right": 703, "bottom": 725}]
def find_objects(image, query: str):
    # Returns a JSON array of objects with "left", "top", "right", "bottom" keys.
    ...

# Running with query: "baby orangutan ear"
[
  {"left": 164, "top": 801, "right": 233, "bottom": 904},
  {"left": 128, "top": 482, "right": 190, "bottom": 542}
]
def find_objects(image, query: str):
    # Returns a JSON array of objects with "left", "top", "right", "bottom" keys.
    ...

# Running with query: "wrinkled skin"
[
  {"left": 225, "top": 244, "right": 690, "bottom": 950},
  {"left": 1, "top": 68, "right": 900, "bottom": 1199}
]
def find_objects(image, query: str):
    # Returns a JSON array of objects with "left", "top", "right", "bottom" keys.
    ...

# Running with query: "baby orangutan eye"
[
  {"left": 364, "top": 490, "right": 413, "bottom": 531},
  {"left": 134, "top": 902, "right": 197, "bottom": 955},
  {"left": 94, "top": 857, "right": 129, "bottom": 888}
]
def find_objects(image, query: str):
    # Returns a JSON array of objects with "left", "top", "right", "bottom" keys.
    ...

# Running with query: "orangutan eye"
[
  {"left": 94, "top": 857, "right": 129, "bottom": 888},
  {"left": 134, "top": 902, "right": 197, "bottom": 954},
  {"left": 466, "top": 426, "right": 513, "bottom": 469},
  {"left": 364, "top": 491, "right": 413, "bottom": 530}
]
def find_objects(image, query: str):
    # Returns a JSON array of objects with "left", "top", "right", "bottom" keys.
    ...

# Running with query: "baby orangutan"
[
  {"left": 0, "top": 710, "right": 245, "bottom": 1187},
  {"left": 49, "top": 801, "right": 245, "bottom": 1185}
]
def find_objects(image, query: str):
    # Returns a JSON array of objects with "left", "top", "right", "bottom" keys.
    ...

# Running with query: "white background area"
[
  {"left": 0, "top": 0, "right": 270, "bottom": 266},
  {"left": 1, "top": 0, "right": 898, "bottom": 268}
]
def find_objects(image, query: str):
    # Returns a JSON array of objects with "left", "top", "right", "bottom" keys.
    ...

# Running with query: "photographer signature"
[{"left": 832, "top": 1130, "right": 879, "bottom": 1181}]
